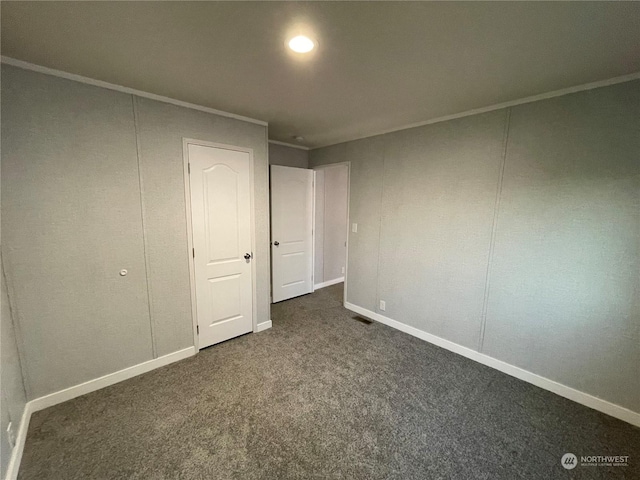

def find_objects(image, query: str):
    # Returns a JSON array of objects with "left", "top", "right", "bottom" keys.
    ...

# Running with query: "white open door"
[
  {"left": 187, "top": 143, "right": 253, "bottom": 349},
  {"left": 270, "top": 165, "right": 314, "bottom": 302}
]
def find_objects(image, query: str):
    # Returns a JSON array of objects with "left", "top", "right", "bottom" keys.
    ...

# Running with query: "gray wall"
[
  {"left": 1, "top": 65, "right": 270, "bottom": 399},
  {"left": 483, "top": 85, "right": 640, "bottom": 410},
  {"left": 313, "top": 165, "right": 349, "bottom": 286},
  {"left": 134, "top": 97, "right": 270, "bottom": 357},
  {"left": 1, "top": 254, "right": 27, "bottom": 479},
  {"left": 268, "top": 143, "right": 309, "bottom": 168},
  {"left": 2, "top": 66, "right": 153, "bottom": 399},
  {"left": 311, "top": 137, "right": 384, "bottom": 311},
  {"left": 310, "top": 80, "right": 640, "bottom": 413}
]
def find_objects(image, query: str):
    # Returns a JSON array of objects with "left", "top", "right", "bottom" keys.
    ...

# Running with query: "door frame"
[
  {"left": 311, "top": 161, "right": 351, "bottom": 306},
  {"left": 182, "top": 138, "right": 258, "bottom": 351}
]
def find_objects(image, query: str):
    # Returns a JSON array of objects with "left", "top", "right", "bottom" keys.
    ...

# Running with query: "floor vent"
[{"left": 353, "top": 315, "right": 372, "bottom": 325}]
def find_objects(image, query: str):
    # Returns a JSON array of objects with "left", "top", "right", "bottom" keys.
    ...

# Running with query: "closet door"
[{"left": 187, "top": 143, "right": 254, "bottom": 349}]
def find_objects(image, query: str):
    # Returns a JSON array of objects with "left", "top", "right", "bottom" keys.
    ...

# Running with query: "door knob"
[
  {"left": 244, "top": 253, "right": 252, "bottom": 260},
  {"left": 274, "top": 241, "right": 279, "bottom": 246}
]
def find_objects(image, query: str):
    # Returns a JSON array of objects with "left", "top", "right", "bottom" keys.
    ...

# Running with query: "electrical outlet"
[
  {"left": 351, "top": 223, "right": 358, "bottom": 233},
  {"left": 379, "top": 300, "right": 386, "bottom": 311},
  {"left": 7, "top": 422, "right": 15, "bottom": 449},
  {"left": 341, "top": 266, "right": 345, "bottom": 274}
]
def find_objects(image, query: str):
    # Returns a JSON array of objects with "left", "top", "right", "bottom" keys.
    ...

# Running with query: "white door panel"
[
  {"left": 188, "top": 143, "right": 253, "bottom": 349},
  {"left": 271, "top": 166, "right": 314, "bottom": 302}
]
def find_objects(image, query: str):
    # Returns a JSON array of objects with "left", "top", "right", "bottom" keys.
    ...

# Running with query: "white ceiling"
[{"left": 2, "top": 1, "right": 640, "bottom": 148}]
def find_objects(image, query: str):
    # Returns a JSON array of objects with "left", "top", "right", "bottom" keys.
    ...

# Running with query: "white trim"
[
  {"left": 1, "top": 56, "right": 268, "bottom": 127},
  {"left": 183, "top": 140, "right": 199, "bottom": 350},
  {"left": 268, "top": 139, "right": 310, "bottom": 151},
  {"left": 256, "top": 320, "right": 272, "bottom": 332},
  {"left": 5, "top": 347, "right": 195, "bottom": 479},
  {"left": 5, "top": 403, "right": 32, "bottom": 480},
  {"left": 29, "top": 347, "right": 196, "bottom": 413},
  {"left": 311, "top": 170, "right": 317, "bottom": 292},
  {"left": 314, "top": 277, "right": 345, "bottom": 290},
  {"left": 344, "top": 302, "right": 640, "bottom": 428},
  {"left": 312, "top": 72, "right": 640, "bottom": 149},
  {"left": 182, "top": 139, "right": 259, "bottom": 344},
  {"left": 312, "top": 162, "right": 351, "bottom": 171},
  {"left": 5, "top": 56, "right": 636, "bottom": 150}
]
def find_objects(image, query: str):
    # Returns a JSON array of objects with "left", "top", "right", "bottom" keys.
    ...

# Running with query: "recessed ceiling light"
[{"left": 288, "top": 35, "right": 315, "bottom": 53}]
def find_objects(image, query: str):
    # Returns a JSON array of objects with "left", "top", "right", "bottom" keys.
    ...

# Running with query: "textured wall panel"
[
  {"left": 311, "top": 138, "right": 385, "bottom": 311},
  {"left": 377, "top": 111, "right": 507, "bottom": 349},
  {"left": 134, "top": 97, "right": 270, "bottom": 356},
  {"left": 323, "top": 165, "right": 349, "bottom": 282},
  {"left": 484, "top": 81, "right": 640, "bottom": 411},
  {"left": 1, "top": 66, "right": 153, "bottom": 398},
  {"left": 269, "top": 143, "right": 309, "bottom": 168},
  {"left": 310, "top": 80, "right": 639, "bottom": 413}
]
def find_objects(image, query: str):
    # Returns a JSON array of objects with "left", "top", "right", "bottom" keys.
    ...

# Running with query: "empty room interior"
[{"left": 1, "top": 2, "right": 640, "bottom": 479}]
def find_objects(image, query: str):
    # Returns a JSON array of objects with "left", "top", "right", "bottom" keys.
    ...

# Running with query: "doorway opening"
[
  {"left": 313, "top": 163, "right": 350, "bottom": 295},
  {"left": 269, "top": 162, "right": 350, "bottom": 304}
]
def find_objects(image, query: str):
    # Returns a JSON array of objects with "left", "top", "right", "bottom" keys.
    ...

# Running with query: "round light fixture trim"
[{"left": 288, "top": 35, "right": 315, "bottom": 53}]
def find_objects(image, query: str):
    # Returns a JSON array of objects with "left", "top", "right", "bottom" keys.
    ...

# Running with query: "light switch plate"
[{"left": 352, "top": 223, "right": 358, "bottom": 233}]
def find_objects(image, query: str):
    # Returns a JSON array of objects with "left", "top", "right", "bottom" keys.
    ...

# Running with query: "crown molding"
[
  {"left": 1, "top": 56, "right": 268, "bottom": 127},
  {"left": 312, "top": 71, "right": 640, "bottom": 150},
  {"left": 268, "top": 139, "right": 310, "bottom": 151},
  {"left": 4, "top": 56, "right": 637, "bottom": 151}
]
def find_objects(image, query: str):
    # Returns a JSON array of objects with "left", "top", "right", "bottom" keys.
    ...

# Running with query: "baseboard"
[
  {"left": 344, "top": 302, "right": 640, "bottom": 428},
  {"left": 29, "top": 347, "right": 196, "bottom": 413},
  {"left": 314, "top": 277, "right": 345, "bottom": 290},
  {"left": 4, "top": 402, "right": 33, "bottom": 480},
  {"left": 256, "top": 320, "right": 272, "bottom": 332},
  {"left": 5, "top": 347, "right": 196, "bottom": 479}
]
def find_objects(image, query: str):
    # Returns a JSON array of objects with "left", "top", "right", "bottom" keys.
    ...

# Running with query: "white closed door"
[
  {"left": 270, "top": 165, "right": 314, "bottom": 302},
  {"left": 188, "top": 143, "right": 253, "bottom": 349}
]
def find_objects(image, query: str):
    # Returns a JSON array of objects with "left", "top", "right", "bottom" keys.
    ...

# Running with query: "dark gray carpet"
[{"left": 19, "top": 284, "right": 640, "bottom": 479}]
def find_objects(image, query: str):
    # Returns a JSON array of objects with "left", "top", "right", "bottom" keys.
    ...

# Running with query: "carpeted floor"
[{"left": 19, "top": 283, "right": 640, "bottom": 479}]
